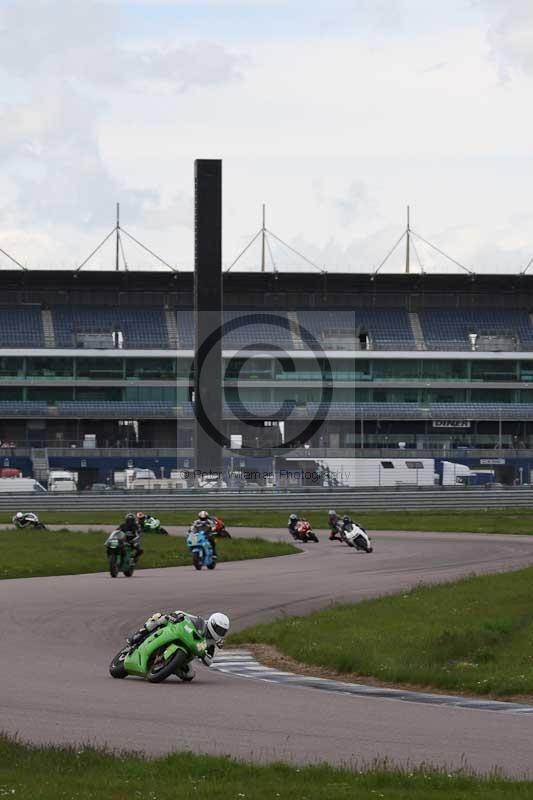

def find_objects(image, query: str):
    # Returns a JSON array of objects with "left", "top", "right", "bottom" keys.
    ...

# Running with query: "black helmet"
[
  {"left": 125, "top": 512, "right": 135, "bottom": 521},
  {"left": 343, "top": 515, "right": 350, "bottom": 523},
  {"left": 289, "top": 513, "right": 298, "bottom": 521}
]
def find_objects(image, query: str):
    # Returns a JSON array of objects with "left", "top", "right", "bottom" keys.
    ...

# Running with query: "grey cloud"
[
  {"left": 480, "top": 0, "right": 533, "bottom": 78},
  {"left": 0, "top": 0, "right": 242, "bottom": 233}
]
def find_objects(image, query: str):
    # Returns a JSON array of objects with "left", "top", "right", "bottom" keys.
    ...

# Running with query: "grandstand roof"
[{"left": 2, "top": 269, "right": 533, "bottom": 309}]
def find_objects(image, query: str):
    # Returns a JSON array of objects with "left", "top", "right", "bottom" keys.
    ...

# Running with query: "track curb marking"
[{"left": 212, "top": 651, "right": 533, "bottom": 714}]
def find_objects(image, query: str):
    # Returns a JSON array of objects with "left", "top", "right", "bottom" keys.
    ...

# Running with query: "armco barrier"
[{"left": 2, "top": 487, "right": 533, "bottom": 513}]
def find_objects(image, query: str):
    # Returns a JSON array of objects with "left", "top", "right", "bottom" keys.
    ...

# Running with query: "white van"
[
  {"left": 48, "top": 470, "right": 78, "bottom": 492},
  {"left": 0, "top": 478, "right": 47, "bottom": 493}
]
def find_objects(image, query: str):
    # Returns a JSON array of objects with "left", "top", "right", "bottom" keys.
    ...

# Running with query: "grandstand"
[{"left": 2, "top": 269, "right": 533, "bottom": 486}]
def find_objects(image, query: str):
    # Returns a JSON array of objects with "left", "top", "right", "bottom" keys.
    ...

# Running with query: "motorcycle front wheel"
[
  {"left": 147, "top": 646, "right": 188, "bottom": 683},
  {"left": 109, "top": 648, "right": 129, "bottom": 678},
  {"left": 158, "top": 527, "right": 169, "bottom": 536},
  {"left": 192, "top": 551, "right": 202, "bottom": 570},
  {"left": 108, "top": 553, "right": 119, "bottom": 577}
]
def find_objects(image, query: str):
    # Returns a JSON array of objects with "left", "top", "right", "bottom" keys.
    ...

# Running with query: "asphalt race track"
[{"left": 2, "top": 529, "right": 533, "bottom": 776}]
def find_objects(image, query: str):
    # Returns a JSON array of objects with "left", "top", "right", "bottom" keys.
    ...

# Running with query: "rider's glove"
[{"left": 145, "top": 612, "right": 163, "bottom": 631}]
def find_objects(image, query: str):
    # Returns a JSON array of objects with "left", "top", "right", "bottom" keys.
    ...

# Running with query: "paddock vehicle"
[
  {"left": 109, "top": 613, "right": 208, "bottom": 683},
  {"left": 140, "top": 515, "right": 168, "bottom": 535},
  {"left": 343, "top": 522, "right": 373, "bottom": 553},
  {"left": 295, "top": 519, "right": 319, "bottom": 543},
  {"left": 105, "top": 530, "right": 136, "bottom": 577},
  {"left": 213, "top": 517, "right": 231, "bottom": 538},
  {"left": 13, "top": 512, "right": 47, "bottom": 530},
  {"left": 186, "top": 527, "right": 216, "bottom": 570}
]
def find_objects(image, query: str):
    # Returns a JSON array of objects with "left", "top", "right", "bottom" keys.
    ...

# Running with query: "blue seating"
[
  {"left": 0, "top": 307, "right": 44, "bottom": 347},
  {"left": 297, "top": 309, "right": 413, "bottom": 348},
  {"left": 419, "top": 309, "right": 533, "bottom": 348},
  {"left": 53, "top": 307, "right": 169, "bottom": 349}
]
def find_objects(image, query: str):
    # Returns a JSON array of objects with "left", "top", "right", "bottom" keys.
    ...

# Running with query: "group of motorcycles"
[
  {"left": 290, "top": 517, "right": 373, "bottom": 553},
  {"left": 105, "top": 514, "right": 232, "bottom": 577}
]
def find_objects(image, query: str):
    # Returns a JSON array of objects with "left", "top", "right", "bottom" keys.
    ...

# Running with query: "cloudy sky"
[{"left": 0, "top": 0, "right": 531, "bottom": 273}]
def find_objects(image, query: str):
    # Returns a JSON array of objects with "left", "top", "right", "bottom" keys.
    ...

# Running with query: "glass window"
[
  {"left": 471, "top": 389, "right": 514, "bottom": 403},
  {"left": 471, "top": 361, "right": 517, "bottom": 382},
  {"left": 226, "top": 357, "right": 273, "bottom": 381},
  {"left": 0, "top": 358, "right": 23, "bottom": 377},
  {"left": 124, "top": 386, "right": 184, "bottom": 402},
  {"left": 26, "top": 387, "right": 74, "bottom": 403},
  {"left": 26, "top": 357, "right": 74, "bottom": 378},
  {"left": 372, "top": 360, "right": 419, "bottom": 380},
  {"left": 423, "top": 389, "right": 467, "bottom": 403},
  {"left": 421, "top": 360, "right": 468, "bottom": 380},
  {"left": 125, "top": 358, "right": 177, "bottom": 380},
  {"left": 76, "top": 358, "right": 124, "bottom": 380},
  {"left": 75, "top": 387, "right": 122, "bottom": 401},
  {"left": 373, "top": 388, "right": 419, "bottom": 402},
  {"left": 519, "top": 362, "right": 533, "bottom": 382},
  {"left": 0, "top": 387, "right": 22, "bottom": 400}
]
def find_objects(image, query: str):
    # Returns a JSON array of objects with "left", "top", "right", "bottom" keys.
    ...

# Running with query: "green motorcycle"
[
  {"left": 109, "top": 614, "right": 208, "bottom": 683},
  {"left": 105, "top": 530, "right": 135, "bottom": 578},
  {"left": 140, "top": 515, "right": 168, "bottom": 536}
]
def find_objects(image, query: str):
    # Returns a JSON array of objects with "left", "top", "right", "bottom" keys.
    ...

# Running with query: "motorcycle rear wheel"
[
  {"left": 147, "top": 646, "right": 188, "bottom": 683},
  {"left": 123, "top": 566, "right": 135, "bottom": 577},
  {"left": 109, "top": 648, "right": 129, "bottom": 678}
]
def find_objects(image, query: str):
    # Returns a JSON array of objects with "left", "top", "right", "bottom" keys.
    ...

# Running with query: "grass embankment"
[
  {"left": 231, "top": 566, "right": 533, "bottom": 698},
  {"left": 0, "top": 737, "right": 531, "bottom": 799},
  {"left": 1, "top": 507, "right": 533, "bottom": 534},
  {"left": 0, "top": 530, "right": 297, "bottom": 580}
]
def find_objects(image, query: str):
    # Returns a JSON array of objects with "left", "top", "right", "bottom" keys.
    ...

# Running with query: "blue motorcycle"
[{"left": 186, "top": 527, "right": 216, "bottom": 570}]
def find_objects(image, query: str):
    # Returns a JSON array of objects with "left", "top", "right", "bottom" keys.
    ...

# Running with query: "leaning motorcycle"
[
  {"left": 213, "top": 517, "right": 231, "bottom": 538},
  {"left": 141, "top": 516, "right": 168, "bottom": 536},
  {"left": 295, "top": 519, "right": 319, "bottom": 543},
  {"left": 186, "top": 527, "right": 216, "bottom": 570},
  {"left": 343, "top": 522, "right": 373, "bottom": 553},
  {"left": 105, "top": 530, "right": 136, "bottom": 577},
  {"left": 14, "top": 512, "right": 47, "bottom": 530},
  {"left": 109, "top": 613, "right": 208, "bottom": 683}
]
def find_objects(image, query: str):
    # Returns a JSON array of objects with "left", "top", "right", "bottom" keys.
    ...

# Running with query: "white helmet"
[
  {"left": 198, "top": 510, "right": 209, "bottom": 521},
  {"left": 207, "top": 612, "right": 230, "bottom": 642},
  {"left": 15, "top": 512, "right": 24, "bottom": 519}
]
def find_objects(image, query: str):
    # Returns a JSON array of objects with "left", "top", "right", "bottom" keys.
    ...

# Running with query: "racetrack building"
[{"left": 2, "top": 269, "right": 533, "bottom": 486}]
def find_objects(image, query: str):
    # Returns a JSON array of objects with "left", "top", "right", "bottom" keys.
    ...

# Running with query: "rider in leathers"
[
  {"left": 118, "top": 512, "right": 144, "bottom": 562},
  {"left": 191, "top": 510, "right": 218, "bottom": 558},
  {"left": 287, "top": 513, "right": 300, "bottom": 539},
  {"left": 127, "top": 610, "right": 230, "bottom": 680},
  {"left": 327, "top": 509, "right": 342, "bottom": 541},
  {"left": 12, "top": 511, "right": 41, "bottom": 529}
]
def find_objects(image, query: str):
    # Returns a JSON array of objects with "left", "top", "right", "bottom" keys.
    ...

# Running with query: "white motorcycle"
[
  {"left": 13, "top": 512, "right": 47, "bottom": 530},
  {"left": 343, "top": 522, "right": 373, "bottom": 553}
]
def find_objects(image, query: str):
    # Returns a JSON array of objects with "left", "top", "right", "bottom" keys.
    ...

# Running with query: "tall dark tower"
[{"left": 194, "top": 159, "right": 223, "bottom": 476}]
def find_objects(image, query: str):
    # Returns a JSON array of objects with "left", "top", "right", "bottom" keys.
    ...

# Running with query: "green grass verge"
[
  {"left": 1, "top": 737, "right": 531, "bottom": 799},
  {"left": 1, "top": 507, "right": 533, "bottom": 534},
  {"left": 0, "top": 529, "right": 297, "bottom": 580},
  {"left": 231, "top": 566, "right": 533, "bottom": 698}
]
